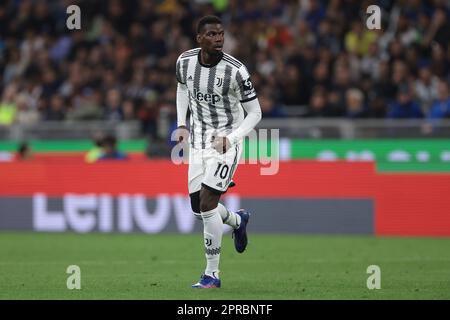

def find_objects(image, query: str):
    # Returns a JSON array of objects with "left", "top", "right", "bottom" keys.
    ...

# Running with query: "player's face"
[{"left": 197, "top": 24, "right": 224, "bottom": 55}]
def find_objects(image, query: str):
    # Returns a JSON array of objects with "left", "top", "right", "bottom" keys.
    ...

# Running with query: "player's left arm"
[
  {"left": 226, "top": 98, "right": 262, "bottom": 145},
  {"left": 213, "top": 65, "right": 262, "bottom": 153}
]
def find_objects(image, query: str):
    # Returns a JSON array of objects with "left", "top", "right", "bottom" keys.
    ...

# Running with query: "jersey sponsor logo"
[{"left": 191, "top": 88, "right": 221, "bottom": 105}]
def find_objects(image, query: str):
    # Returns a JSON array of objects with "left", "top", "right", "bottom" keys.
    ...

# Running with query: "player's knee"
[
  {"left": 200, "top": 202, "right": 210, "bottom": 213},
  {"left": 200, "top": 189, "right": 221, "bottom": 212},
  {"left": 190, "top": 191, "right": 200, "bottom": 213},
  {"left": 199, "top": 198, "right": 217, "bottom": 212},
  {"left": 189, "top": 192, "right": 202, "bottom": 220}
]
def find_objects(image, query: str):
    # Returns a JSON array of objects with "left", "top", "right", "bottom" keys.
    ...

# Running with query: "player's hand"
[
  {"left": 212, "top": 136, "right": 231, "bottom": 154},
  {"left": 174, "top": 125, "right": 189, "bottom": 144}
]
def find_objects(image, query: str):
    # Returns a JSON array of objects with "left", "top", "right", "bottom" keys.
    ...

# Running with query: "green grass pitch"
[{"left": 1, "top": 232, "right": 449, "bottom": 299}]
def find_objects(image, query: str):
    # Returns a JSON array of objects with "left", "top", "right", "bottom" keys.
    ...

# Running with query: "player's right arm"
[{"left": 175, "top": 57, "right": 189, "bottom": 143}]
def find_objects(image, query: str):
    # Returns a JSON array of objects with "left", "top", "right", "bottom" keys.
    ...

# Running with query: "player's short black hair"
[
  {"left": 18, "top": 142, "right": 30, "bottom": 155},
  {"left": 103, "top": 135, "right": 117, "bottom": 147},
  {"left": 196, "top": 15, "right": 222, "bottom": 34}
]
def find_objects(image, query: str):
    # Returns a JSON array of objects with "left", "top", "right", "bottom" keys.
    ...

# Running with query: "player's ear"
[{"left": 196, "top": 34, "right": 201, "bottom": 44}]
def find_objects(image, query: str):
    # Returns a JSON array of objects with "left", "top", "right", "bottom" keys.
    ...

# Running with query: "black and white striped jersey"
[{"left": 176, "top": 48, "right": 257, "bottom": 149}]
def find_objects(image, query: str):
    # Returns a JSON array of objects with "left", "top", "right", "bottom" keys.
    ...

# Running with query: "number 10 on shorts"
[{"left": 214, "top": 163, "right": 230, "bottom": 179}]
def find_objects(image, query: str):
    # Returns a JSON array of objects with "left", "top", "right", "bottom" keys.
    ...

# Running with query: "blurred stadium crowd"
[{"left": 0, "top": 0, "right": 450, "bottom": 138}]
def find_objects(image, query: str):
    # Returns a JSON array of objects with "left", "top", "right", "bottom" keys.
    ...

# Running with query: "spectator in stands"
[
  {"left": 15, "top": 93, "right": 39, "bottom": 125},
  {"left": 45, "top": 94, "right": 66, "bottom": 121},
  {"left": 301, "top": 0, "right": 326, "bottom": 32},
  {"left": 104, "top": 88, "right": 124, "bottom": 122},
  {"left": 0, "top": 0, "right": 449, "bottom": 132},
  {"left": 306, "top": 86, "right": 332, "bottom": 117},
  {"left": 97, "top": 135, "right": 128, "bottom": 161},
  {"left": 387, "top": 84, "right": 424, "bottom": 119},
  {"left": 345, "top": 88, "right": 368, "bottom": 118},
  {"left": 122, "top": 99, "right": 136, "bottom": 121},
  {"left": 414, "top": 66, "right": 439, "bottom": 114},
  {"left": 16, "top": 141, "right": 32, "bottom": 161},
  {"left": 67, "top": 88, "right": 103, "bottom": 121},
  {"left": 312, "top": 61, "right": 331, "bottom": 91},
  {"left": 344, "top": 20, "right": 377, "bottom": 56},
  {"left": 423, "top": 8, "right": 450, "bottom": 49},
  {"left": 329, "top": 63, "right": 353, "bottom": 116},
  {"left": 278, "top": 64, "right": 305, "bottom": 106},
  {"left": 85, "top": 133, "right": 105, "bottom": 163},
  {"left": 428, "top": 80, "right": 450, "bottom": 119},
  {"left": 0, "top": 84, "right": 18, "bottom": 126},
  {"left": 259, "top": 89, "right": 286, "bottom": 118},
  {"left": 360, "top": 42, "right": 383, "bottom": 80}
]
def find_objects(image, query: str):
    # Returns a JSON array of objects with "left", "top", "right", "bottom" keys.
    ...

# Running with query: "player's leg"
[
  {"left": 205, "top": 144, "right": 243, "bottom": 228},
  {"left": 191, "top": 188, "right": 241, "bottom": 228},
  {"left": 188, "top": 147, "right": 203, "bottom": 221},
  {"left": 188, "top": 147, "right": 222, "bottom": 288},
  {"left": 217, "top": 202, "right": 241, "bottom": 228},
  {"left": 191, "top": 144, "right": 248, "bottom": 288},
  {"left": 189, "top": 191, "right": 202, "bottom": 221},
  {"left": 199, "top": 185, "right": 223, "bottom": 276},
  {"left": 202, "top": 142, "right": 250, "bottom": 253},
  {"left": 191, "top": 185, "right": 223, "bottom": 288},
  {"left": 188, "top": 148, "right": 230, "bottom": 224}
]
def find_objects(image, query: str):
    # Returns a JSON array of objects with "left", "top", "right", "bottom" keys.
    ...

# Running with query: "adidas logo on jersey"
[
  {"left": 191, "top": 88, "right": 221, "bottom": 105},
  {"left": 216, "top": 182, "right": 223, "bottom": 188},
  {"left": 188, "top": 75, "right": 193, "bottom": 81}
]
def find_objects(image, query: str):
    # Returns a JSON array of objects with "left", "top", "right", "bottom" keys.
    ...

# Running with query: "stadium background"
[{"left": 0, "top": 0, "right": 450, "bottom": 299}]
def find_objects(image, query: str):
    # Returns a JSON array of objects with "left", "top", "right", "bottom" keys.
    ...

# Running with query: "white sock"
[
  {"left": 217, "top": 203, "right": 241, "bottom": 229},
  {"left": 193, "top": 211, "right": 202, "bottom": 220},
  {"left": 202, "top": 207, "right": 223, "bottom": 278}
]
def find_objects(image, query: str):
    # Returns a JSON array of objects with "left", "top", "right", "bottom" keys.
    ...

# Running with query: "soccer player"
[{"left": 175, "top": 15, "right": 262, "bottom": 288}]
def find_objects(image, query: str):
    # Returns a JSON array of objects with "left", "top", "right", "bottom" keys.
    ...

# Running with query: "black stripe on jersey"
[
  {"left": 222, "top": 65, "right": 233, "bottom": 129},
  {"left": 182, "top": 58, "right": 189, "bottom": 84},
  {"left": 188, "top": 95, "right": 195, "bottom": 147},
  {"left": 240, "top": 95, "right": 257, "bottom": 103},
  {"left": 181, "top": 49, "right": 200, "bottom": 58},
  {"left": 176, "top": 60, "right": 183, "bottom": 84},
  {"left": 222, "top": 55, "right": 241, "bottom": 69},
  {"left": 235, "top": 70, "right": 246, "bottom": 99},
  {"left": 181, "top": 58, "right": 193, "bottom": 145},
  {"left": 223, "top": 53, "right": 242, "bottom": 68},
  {"left": 226, "top": 145, "right": 239, "bottom": 187},
  {"left": 207, "top": 66, "right": 219, "bottom": 128},
  {"left": 193, "top": 60, "right": 206, "bottom": 149},
  {"left": 183, "top": 48, "right": 200, "bottom": 54},
  {"left": 180, "top": 52, "right": 198, "bottom": 60}
]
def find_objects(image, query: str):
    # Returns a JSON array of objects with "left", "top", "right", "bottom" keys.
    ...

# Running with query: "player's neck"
[{"left": 199, "top": 49, "right": 223, "bottom": 67}]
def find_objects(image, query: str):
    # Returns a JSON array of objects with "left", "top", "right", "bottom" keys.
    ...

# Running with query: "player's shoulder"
[
  {"left": 221, "top": 52, "right": 246, "bottom": 70},
  {"left": 222, "top": 52, "right": 248, "bottom": 74},
  {"left": 177, "top": 48, "right": 201, "bottom": 61}
]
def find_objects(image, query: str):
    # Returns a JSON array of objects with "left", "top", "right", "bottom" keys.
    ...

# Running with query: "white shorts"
[{"left": 188, "top": 142, "right": 243, "bottom": 195}]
